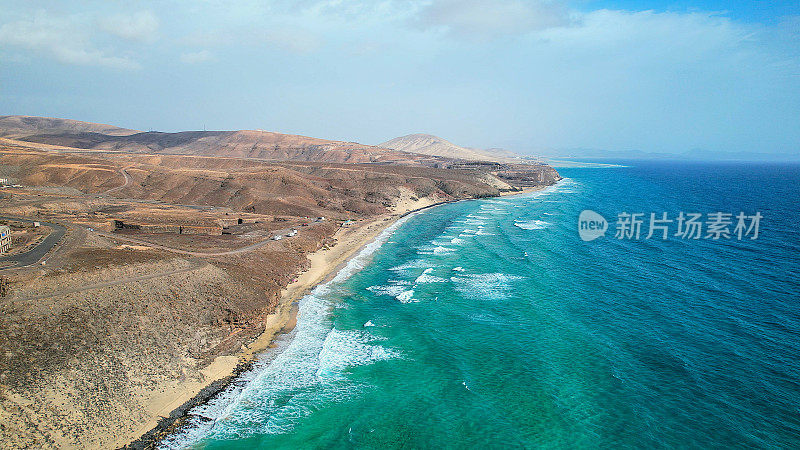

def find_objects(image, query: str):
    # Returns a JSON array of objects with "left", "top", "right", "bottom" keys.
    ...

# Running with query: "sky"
[{"left": 1, "top": 0, "right": 798, "bottom": 157}]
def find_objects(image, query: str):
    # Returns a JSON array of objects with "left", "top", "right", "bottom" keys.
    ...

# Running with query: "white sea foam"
[
  {"left": 389, "top": 259, "right": 429, "bottom": 272},
  {"left": 451, "top": 273, "right": 525, "bottom": 300},
  {"left": 514, "top": 219, "right": 550, "bottom": 230},
  {"left": 396, "top": 289, "right": 416, "bottom": 303},
  {"left": 417, "top": 244, "right": 455, "bottom": 255},
  {"left": 475, "top": 225, "right": 494, "bottom": 236},
  {"left": 452, "top": 266, "right": 466, "bottom": 272},
  {"left": 414, "top": 268, "right": 447, "bottom": 284},
  {"left": 450, "top": 237, "right": 464, "bottom": 244},
  {"left": 367, "top": 284, "right": 410, "bottom": 297},
  {"left": 316, "top": 328, "right": 400, "bottom": 380}
]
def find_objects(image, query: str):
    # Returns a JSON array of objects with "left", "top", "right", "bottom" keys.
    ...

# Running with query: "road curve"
[
  {"left": 0, "top": 217, "right": 67, "bottom": 270},
  {"left": 103, "top": 166, "right": 132, "bottom": 195}
]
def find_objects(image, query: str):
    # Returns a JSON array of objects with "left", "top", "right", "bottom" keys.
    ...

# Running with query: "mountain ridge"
[{"left": 0, "top": 116, "right": 439, "bottom": 165}]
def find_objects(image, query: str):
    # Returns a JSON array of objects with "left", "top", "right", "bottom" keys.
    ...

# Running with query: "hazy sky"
[{"left": 1, "top": 1, "right": 799, "bottom": 156}]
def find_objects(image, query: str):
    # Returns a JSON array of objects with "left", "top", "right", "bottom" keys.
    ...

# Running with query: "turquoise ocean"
[{"left": 164, "top": 161, "right": 800, "bottom": 449}]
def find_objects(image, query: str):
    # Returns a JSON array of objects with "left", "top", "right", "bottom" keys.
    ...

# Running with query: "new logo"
[{"left": 578, "top": 210, "right": 608, "bottom": 241}]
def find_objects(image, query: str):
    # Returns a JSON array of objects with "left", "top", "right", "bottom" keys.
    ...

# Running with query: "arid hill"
[{"left": 0, "top": 115, "right": 139, "bottom": 139}]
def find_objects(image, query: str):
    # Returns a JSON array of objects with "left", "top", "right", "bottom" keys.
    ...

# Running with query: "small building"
[{"left": 0, "top": 226, "right": 11, "bottom": 254}]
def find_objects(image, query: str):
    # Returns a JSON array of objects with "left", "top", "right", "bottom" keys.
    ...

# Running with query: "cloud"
[
  {"left": 415, "top": 0, "right": 571, "bottom": 39},
  {"left": 99, "top": 10, "right": 159, "bottom": 43},
  {"left": 495, "top": 9, "right": 800, "bottom": 152},
  {"left": 180, "top": 50, "right": 213, "bottom": 64},
  {"left": 0, "top": 11, "right": 140, "bottom": 69}
]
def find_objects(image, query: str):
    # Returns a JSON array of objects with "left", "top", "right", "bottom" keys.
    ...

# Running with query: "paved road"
[{"left": 0, "top": 217, "right": 66, "bottom": 270}]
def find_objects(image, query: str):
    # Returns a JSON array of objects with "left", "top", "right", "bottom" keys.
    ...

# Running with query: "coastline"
[
  {"left": 124, "top": 185, "right": 550, "bottom": 448},
  {"left": 123, "top": 194, "right": 451, "bottom": 448}
]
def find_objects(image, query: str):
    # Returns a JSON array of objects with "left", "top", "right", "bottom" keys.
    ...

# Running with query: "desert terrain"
[{"left": 0, "top": 116, "right": 560, "bottom": 448}]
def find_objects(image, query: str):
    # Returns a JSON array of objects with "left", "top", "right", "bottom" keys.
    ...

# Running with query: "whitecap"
[
  {"left": 514, "top": 219, "right": 549, "bottom": 230},
  {"left": 367, "top": 285, "right": 409, "bottom": 297},
  {"left": 396, "top": 289, "right": 416, "bottom": 303},
  {"left": 389, "top": 259, "right": 429, "bottom": 272},
  {"left": 451, "top": 273, "right": 525, "bottom": 300},
  {"left": 415, "top": 268, "right": 447, "bottom": 283}
]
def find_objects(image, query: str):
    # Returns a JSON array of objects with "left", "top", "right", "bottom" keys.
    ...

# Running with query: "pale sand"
[
  {"left": 499, "top": 185, "right": 546, "bottom": 197},
  {"left": 120, "top": 194, "right": 444, "bottom": 448}
]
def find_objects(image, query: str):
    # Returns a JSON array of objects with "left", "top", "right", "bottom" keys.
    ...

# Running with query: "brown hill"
[{"left": 0, "top": 115, "right": 139, "bottom": 138}]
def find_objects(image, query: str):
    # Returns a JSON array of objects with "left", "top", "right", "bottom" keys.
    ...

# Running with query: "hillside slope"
[{"left": 0, "top": 115, "right": 139, "bottom": 138}]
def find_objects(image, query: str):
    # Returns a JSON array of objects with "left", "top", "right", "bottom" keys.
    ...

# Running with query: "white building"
[{"left": 0, "top": 226, "right": 11, "bottom": 254}]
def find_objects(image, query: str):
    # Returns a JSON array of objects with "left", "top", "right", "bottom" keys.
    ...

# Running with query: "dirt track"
[
  {"left": 94, "top": 230, "right": 283, "bottom": 257},
  {"left": 12, "top": 258, "right": 207, "bottom": 301}
]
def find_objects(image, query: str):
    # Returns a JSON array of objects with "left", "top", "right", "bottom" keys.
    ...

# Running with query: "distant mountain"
[
  {"left": 0, "top": 115, "right": 139, "bottom": 138},
  {"left": 0, "top": 116, "right": 443, "bottom": 165},
  {"left": 380, "top": 134, "right": 523, "bottom": 162}
]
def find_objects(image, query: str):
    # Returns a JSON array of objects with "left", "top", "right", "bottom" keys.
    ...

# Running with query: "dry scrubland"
[{"left": 0, "top": 116, "right": 560, "bottom": 448}]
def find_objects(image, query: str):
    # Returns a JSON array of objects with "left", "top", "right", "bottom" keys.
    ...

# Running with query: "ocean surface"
[{"left": 164, "top": 161, "right": 800, "bottom": 449}]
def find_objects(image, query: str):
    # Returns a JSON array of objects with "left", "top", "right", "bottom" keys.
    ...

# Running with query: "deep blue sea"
[{"left": 165, "top": 161, "right": 800, "bottom": 449}]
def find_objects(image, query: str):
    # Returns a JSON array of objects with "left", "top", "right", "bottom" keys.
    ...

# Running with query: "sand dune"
[{"left": 381, "top": 133, "right": 525, "bottom": 162}]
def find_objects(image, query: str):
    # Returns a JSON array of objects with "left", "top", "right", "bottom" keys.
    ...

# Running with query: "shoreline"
[
  {"left": 123, "top": 196, "right": 450, "bottom": 448},
  {"left": 124, "top": 186, "right": 550, "bottom": 448}
]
